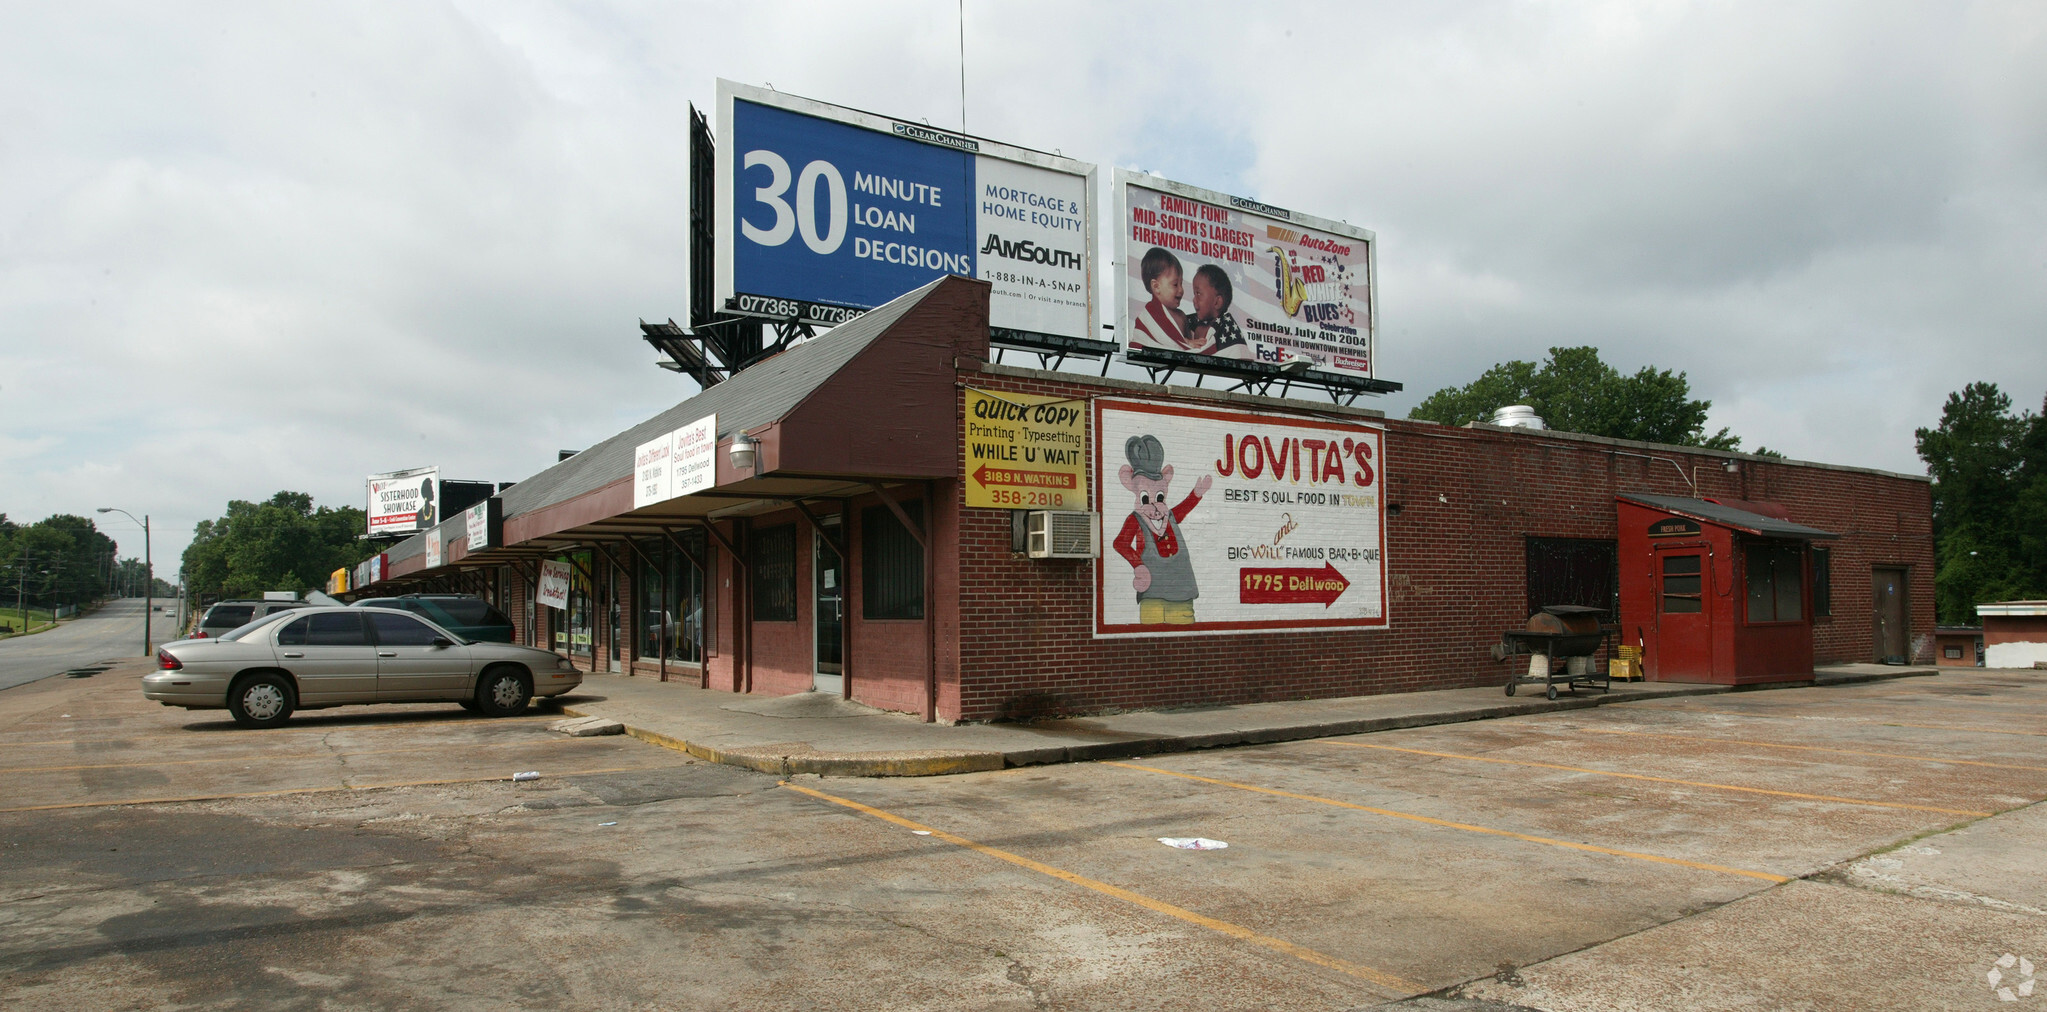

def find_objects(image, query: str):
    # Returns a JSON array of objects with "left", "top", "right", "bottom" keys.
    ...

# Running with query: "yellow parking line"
[
  {"left": 1580, "top": 728, "right": 2047, "bottom": 772},
  {"left": 1308, "top": 740, "right": 1992, "bottom": 816},
  {"left": 1103, "top": 762, "right": 1789, "bottom": 884},
  {"left": 1665, "top": 708, "right": 2047, "bottom": 739},
  {"left": 779, "top": 781, "right": 1422, "bottom": 995},
  {"left": 0, "top": 736, "right": 601, "bottom": 775},
  {"left": 0, "top": 765, "right": 657, "bottom": 814},
  {"left": 0, "top": 714, "right": 558, "bottom": 748}
]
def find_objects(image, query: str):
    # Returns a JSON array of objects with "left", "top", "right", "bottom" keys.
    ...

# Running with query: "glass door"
[{"left": 814, "top": 524, "right": 843, "bottom": 693}]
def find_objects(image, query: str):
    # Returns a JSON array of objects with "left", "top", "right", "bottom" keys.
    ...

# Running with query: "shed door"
[
  {"left": 1652, "top": 545, "right": 1713, "bottom": 680},
  {"left": 1873, "top": 567, "right": 1909, "bottom": 663}
]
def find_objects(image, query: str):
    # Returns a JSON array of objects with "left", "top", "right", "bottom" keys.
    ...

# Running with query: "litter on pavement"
[
  {"left": 511, "top": 771, "right": 541, "bottom": 782},
  {"left": 1158, "top": 837, "right": 1228, "bottom": 850},
  {"left": 911, "top": 830, "right": 932, "bottom": 836},
  {"left": 599, "top": 821, "right": 618, "bottom": 827}
]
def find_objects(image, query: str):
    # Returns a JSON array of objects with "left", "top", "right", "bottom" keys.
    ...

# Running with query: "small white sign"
[
  {"left": 424, "top": 531, "right": 442, "bottom": 568},
  {"left": 537, "top": 559, "right": 572, "bottom": 611},
  {"left": 672, "top": 414, "right": 718, "bottom": 498},
  {"left": 466, "top": 500, "right": 491, "bottom": 550},
  {"left": 633, "top": 434, "right": 673, "bottom": 509}
]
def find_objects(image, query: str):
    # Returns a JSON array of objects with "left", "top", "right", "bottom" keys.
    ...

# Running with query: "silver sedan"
[{"left": 143, "top": 606, "right": 582, "bottom": 728}]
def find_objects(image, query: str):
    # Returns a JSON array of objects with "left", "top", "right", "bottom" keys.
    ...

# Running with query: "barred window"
[
  {"left": 752, "top": 526, "right": 798, "bottom": 622},
  {"left": 863, "top": 503, "right": 924, "bottom": 620}
]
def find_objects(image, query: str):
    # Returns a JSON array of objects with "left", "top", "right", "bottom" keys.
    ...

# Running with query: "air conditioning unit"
[{"left": 1027, "top": 510, "right": 1098, "bottom": 559}]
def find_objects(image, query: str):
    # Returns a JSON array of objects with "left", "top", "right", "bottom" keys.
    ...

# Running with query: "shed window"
[
  {"left": 1812, "top": 547, "right": 1832, "bottom": 617},
  {"left": 752, "top": 526, "right": 798, "bottom": 622},
  {"left": 863, "top": 503, "right": 925, "bottom": 620},
  {"left": 1661, "top": 555, "right": 1702, "bottom": 614},
  {"left": 1944, "top": 645, "right": 1963, "bottom": 659},
  {"left": 1745, "top": 542, "right": 1804, "bottom": 623}
]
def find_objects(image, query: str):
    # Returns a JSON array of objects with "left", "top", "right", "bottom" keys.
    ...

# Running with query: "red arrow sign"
[
  {"left": 973, "top": 464, "right": 1078, "bottom": 490},
  {"left": 1238, "top": 564, "right": 1350, "bottom": 607}
]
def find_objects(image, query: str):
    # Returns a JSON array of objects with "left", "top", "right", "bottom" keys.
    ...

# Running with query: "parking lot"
[{"left": 4, "top": 663, "right": 2044, "bottom": 1010}]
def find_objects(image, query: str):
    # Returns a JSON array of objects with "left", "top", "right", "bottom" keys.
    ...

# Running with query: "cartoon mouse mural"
[{"left": 1112, "top": 434, "right": 1213, "bottom": 625}]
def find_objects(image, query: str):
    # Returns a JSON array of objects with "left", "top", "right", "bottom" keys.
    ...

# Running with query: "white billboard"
[
  {"left": 1093, "top": 399, "right": 1386, "bottom": 637},
  {"left": 716, "top": 80, "right": 1095, "bottom": 340},
  {"left": 1115, "top": 170, "right": 1377, "bottom": 379},
  {"left": 367, "top": 466, "right": 439, "bottom": 537},
  {"left": 634, "top": 414, "right": 717, "bottom": 510}
]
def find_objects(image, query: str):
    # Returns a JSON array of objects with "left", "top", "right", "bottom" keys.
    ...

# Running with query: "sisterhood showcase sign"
[{"left": 1093, "top": 400, "right": 1386, "bottom": 637}]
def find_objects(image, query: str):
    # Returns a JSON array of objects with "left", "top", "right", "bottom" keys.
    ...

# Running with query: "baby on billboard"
[{"left": 1131, "top": 247, "right": 1249, "bottom": 360}]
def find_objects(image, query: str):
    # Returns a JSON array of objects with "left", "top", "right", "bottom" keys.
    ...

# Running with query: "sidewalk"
[{"left": 558, "top": 663, "right": 1936, "bottom": 778}]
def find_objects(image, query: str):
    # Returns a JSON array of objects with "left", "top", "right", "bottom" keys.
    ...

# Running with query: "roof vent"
[{"left": 1492, "top": 405, "right": 1545, "bottom": 429}]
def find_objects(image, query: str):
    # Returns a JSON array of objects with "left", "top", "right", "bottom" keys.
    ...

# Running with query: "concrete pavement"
[
  {"left": 0, "top": 598, "right": 172, "bottom": 691},
  {"left": 557, "top": 663, "right": 1937, "bottom": 777}
]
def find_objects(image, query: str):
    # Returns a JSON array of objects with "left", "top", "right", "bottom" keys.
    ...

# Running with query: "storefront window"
[
  {"left": 1744, "top": 542, "right": 1804, "bottom": 623},
  {"left": 863, "top": 503, "right": 924, "bottom": 620},
  {"left": 753, "top": 526, "right": 798, "bottom": 622},
  {"left": 557, "top": 551, "right": 594, "bottom": 656},
  {"left": 637, "top": 533, "right": 708, "bottom": 663}
]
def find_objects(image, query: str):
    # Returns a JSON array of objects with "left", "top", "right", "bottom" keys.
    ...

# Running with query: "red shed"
[{"left": 1617, "top": 493, "right": 1840, "bottom": 685}]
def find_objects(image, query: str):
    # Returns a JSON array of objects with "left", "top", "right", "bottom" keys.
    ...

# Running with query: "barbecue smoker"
[{"left": 1495, "top": 604, "right": 1614, "bottom": 700}]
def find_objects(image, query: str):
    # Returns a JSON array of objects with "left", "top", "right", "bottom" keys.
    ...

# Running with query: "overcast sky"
[{"left": 4, "top": 1, "right": 2043, "bottom": 573}]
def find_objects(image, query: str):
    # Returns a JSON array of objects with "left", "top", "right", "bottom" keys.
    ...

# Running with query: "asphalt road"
[
  {"left": 3, "top": 662, "right": 2044, "bottom": 1010},
  {"left": 0, "top": 598, "right": 172, "bottom": 691}
]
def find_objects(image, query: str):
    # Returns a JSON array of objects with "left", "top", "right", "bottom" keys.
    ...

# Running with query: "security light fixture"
[{"left": 728, "top": 431, "right": 758, "bottom": 472}]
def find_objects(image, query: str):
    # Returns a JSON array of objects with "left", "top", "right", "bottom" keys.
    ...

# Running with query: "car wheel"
[
  {"left": 228, "top": 673, "right": 294, "bottom": 729},
  {"left": 475, "top": 666, "right": 531, "bottom": 717}
]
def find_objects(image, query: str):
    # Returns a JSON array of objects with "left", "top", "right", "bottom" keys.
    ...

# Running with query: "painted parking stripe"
[
  {"left": 0, "top": 765, "right": 661, "bottom": 814},
  {"left": 0, "top": 737, "right": 601, "bottom": 775},
  {"left": 1580, "top": 728, "right": 2047, "bottom": 772},
  {"left": 1660, "top": 708, "right": 2047, "bottom": 740},
  {"left": 1309, "top": 741, "right": 1993, "bottom": 816},
  {"left": 778, "top": 780, "right": 1422, "bottom": 995},
  {"left": 1103, "top": 762, "right": 1789, "bottom": 883}
]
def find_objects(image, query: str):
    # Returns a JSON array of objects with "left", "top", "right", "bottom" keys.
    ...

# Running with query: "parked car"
[
  {"left": 194, "top": 599, "right": 306, "bottom": 639},
  {"left": 144, "top": 606, "right": 581, "bottom": 728},
  {"left": 352, "top": 594, "right": 516, "bottom": 643}
]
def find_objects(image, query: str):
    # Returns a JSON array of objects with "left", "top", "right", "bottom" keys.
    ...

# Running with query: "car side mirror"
[{"left": 432, "top": 637, "right": 453, "bottom": 649}]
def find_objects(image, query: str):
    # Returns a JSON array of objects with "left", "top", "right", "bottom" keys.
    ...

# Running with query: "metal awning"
[{"left": 1618, "top": 492, "right": 1840, "bottom": 540}]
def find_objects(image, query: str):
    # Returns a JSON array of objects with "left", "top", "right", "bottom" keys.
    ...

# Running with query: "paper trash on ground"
[
  {"left": 511, "top": 771, "right": 540, "bottom": 782},
  {"left": 1158, "top": 837, "right": 1228, "bottom": 850}
]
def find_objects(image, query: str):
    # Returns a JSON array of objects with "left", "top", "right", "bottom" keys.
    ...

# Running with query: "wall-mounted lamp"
[
  {"left": 728, "top": 431, "right": 759, "bottom": 472},
  {"left": 1723, "top": 459, "right": 1740, "bottom": 473}
]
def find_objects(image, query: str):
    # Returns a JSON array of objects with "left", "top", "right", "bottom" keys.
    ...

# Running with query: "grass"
[{"left": 0, "top": 606, "right": 57, "bottom": 638}]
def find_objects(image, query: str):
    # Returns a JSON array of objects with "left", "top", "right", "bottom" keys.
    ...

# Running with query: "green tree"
[
  {"left": 0, "top": 514, "right": 119, "bottom": 611},
  {"left": 1410, "top": 346, "right": 1742, "bottom": 449},
  {"left": 180, "top": 492, "right": 375, "bottom": 603},
  {"left": 1915, "top": 383, "right": 2047, "bottom": 623}
]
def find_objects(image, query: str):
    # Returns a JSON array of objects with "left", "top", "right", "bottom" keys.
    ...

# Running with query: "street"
[
  {"left": 2, "top": 662, "right": 2044, "bottom": 1009},
  {"left": 0, "top": 598, "right": 174, "bottom": 692}
]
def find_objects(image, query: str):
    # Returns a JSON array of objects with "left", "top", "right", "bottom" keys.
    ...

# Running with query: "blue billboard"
[{"left": 716, "top": 81, "right": 1095, "bottom": 339}]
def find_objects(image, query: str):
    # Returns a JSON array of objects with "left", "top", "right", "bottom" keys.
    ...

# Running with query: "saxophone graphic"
[{"left": 1269, "top": 245, "right": 1307, "bottom": 317}]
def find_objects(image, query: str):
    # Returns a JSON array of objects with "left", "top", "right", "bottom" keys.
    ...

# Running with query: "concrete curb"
[{"left": 563, "top": 682, "right": 1742, "bottom": 778}]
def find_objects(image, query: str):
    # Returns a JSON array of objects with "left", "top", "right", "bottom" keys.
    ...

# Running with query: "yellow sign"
[{"left": 963, "top": 389, "right": 1088, "bottom": 510}]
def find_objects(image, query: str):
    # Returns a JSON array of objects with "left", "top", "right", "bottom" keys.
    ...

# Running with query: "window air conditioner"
[{"left": 1027, "top": 510, "right": 1098, "bottom": 559}]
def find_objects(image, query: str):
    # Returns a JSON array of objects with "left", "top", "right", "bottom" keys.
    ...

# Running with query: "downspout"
[{"left": 925, "top": 481, "right": 938, "bottom": 723}]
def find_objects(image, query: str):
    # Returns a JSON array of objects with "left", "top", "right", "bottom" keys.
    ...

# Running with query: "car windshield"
[{"left": 217, "top": 610, "right": 301, "bottom": 642}]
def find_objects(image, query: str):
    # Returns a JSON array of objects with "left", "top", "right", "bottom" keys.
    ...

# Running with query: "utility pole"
[{"left": 97, "top": 508, "right": 153, "bottom": 656}]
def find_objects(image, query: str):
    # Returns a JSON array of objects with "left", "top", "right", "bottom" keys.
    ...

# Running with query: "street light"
[{"left": 96, "top": 507, "right": 152, "bottom": 657}]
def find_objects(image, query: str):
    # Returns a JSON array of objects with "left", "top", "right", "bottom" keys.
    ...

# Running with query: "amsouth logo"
[{"left": 1989, "top": 954, "right": 2035, "bottom": 1001}]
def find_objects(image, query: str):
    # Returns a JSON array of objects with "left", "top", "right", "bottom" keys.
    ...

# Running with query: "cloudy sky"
[{"left": 4, "top": 1, "right": 2043, "bottom": 572}]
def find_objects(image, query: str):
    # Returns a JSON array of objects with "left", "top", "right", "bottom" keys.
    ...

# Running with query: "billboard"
[
  {"left": 1115, "top": 170, "right": 1377, "bottom": 378},
  {"left": 962, "top": 389, "right": 1087, "bottom": 510},
  {"left": 1093, "top": 399, "right": 1385, "bottom": 637},
  {"left": 634, "top": 414, "right": 718, "bottom": 510},
  {"left": 367, "top": 466, "right": 439, "bottom": 537},
  {"left": 717, "top": 80, "right": 1095, "bottom": 340}
]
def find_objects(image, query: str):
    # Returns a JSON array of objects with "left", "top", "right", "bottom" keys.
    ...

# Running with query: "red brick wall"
[{"left": 946, "top": 367, "right": 1936, "bottom": 722}]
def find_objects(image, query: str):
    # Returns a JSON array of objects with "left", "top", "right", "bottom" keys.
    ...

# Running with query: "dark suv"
[
  {"left": 351, "top": 595, "right": 516, "bottom": 643},
  {"left": 195, "top": 599, "right": 306, "bottom": 639}
]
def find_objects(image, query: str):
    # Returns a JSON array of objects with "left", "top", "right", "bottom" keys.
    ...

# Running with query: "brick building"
[{"left": 350, "top": 277, "right": 1936, "bottom": 722}]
